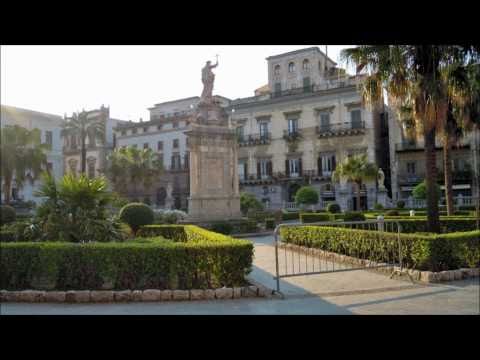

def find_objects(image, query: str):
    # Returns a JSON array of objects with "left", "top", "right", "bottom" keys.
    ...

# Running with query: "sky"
[{"left": 1, "top": 45, "right": 354, "bottom": 121}]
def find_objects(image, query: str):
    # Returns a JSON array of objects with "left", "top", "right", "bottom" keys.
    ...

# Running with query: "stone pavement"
[{"left": 1, "top": 234, "right": 479, "bottom": 315}]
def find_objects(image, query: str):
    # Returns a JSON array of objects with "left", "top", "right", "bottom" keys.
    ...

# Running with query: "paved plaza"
[{"left": 2, "top": 234, "right": 478, "bottom": 315}]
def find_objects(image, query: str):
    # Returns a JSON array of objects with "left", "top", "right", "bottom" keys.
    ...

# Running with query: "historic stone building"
[
  {"left": 0, "top": 105, "right": 65, "bottom": 205},
  {"left": 114, "top": 96, "right": 231, "bottom": 209},
  {"left": 387, "top": 101, "right": 479, "bottom": 208},
  {"left": 227, "top": 47, "right": 389, "bottom": 211},
  {"left": 63, "top": 105, "right": 126, "bottom": 180}
]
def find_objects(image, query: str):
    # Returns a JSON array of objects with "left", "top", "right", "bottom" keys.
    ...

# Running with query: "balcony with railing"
[
  {"left": 316, "top": 121, "right": 366, "bottom": 137},
  {"left": 282, "top": 129, "right": 303, "bottom": 141},
  {"left": 237, "top": 132, "right": 271, "bottom": 147}
]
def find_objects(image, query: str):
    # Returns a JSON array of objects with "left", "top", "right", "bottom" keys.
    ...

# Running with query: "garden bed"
[
  {"left": 0, "top": 225, "right": 254, "bottom": 292},
  {"left": 280, "top": 226, "right": 480, "bottom": 273},
  {"left": 278, "top": 242, "right": 480, "bottom": 283}
]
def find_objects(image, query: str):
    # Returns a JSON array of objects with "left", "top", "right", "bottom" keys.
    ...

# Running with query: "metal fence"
[{"left": 273, "top": 219, "right": 404, "bottom": 295}]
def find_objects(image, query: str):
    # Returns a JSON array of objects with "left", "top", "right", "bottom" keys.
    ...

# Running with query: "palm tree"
[
  {"left": 62, "top": 110, "right": 105, "bottom": 174},
  {"left": 441, "top": 60, "right": 480, "bottom": 215},
  {"left": 0, "top": 125, "right": 50, "bottom": 204},
  {"left": 333, "top": 154, "right": 378, "bottom": 211},
  {"left": 103, "top": 146, "right": 163, "bottom": 199},
  {"left": 341, "top": 45, "right": 479, "bottom": 232}
]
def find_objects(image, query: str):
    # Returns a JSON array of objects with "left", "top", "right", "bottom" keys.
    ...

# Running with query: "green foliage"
[
  {"left": 0, "top": 225, "right": 254, "bottom": 291},
  {"left": 28, "top": 173, "right": 125, "bottom": 243},
  {"left": 412, "top": 180, "right": 441, "bottom": 200},
  {"left": 327, "top": 203, "right": 341, "bottom": 214},
  {"left": 265, "top": 218, "right": 275, "bottom": 230},
  {"left": 210, "top": 221, "right": 234, "bottom": 235},
  {"left": 0, "top": 230, "right": 16, "bottom": 242},
  {"left": 154, "top": 210, "right": 187, "bottom": 224},
  {"left": 240, "top": 192, "right": 264, "bottom": 216},
  {"left": 373, "top": 203, "right": 384, "bottom": 210},
  {"left": 0, "top": 125, "right": 50, "bottom": 204},
  {"left": 343, "top": 212, "right": 366, "bottom": 222},
  {"left": 396, "top": 200, "right": 406, "bottom": 209},
  {"left": 119, "top": 203, "right": 154, "bottom": 235},
  {"left": 282, "top": 211, "right": 300, "bottom": 221},
  {"left": 0, "top": 205, "right": 16, "bottom": 225},
  {"left": 294, "top": 186, "right": 319, "bottom": 206},
  {"left": 280, "top": 225, "right": 480, "bottom": 271},
  {"left": 104, "top": 146, "right": 164, "bottom": 196},
  {"left": 386, "top": 210, "right": 400, "bottom": 216},
  {"left": 300, "top": 213, "right": 331, "bottom": 223}
]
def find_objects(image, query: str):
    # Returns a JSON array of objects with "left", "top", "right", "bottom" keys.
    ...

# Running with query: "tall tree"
[
  {"left": 0, "top": 125, "right": 50, "bottom": 204},
  {"left": 341, "top": 45, "right": 479, "bottom": 232},
  {"left": 102, "top": 146, "right": 164, "bottom": 199},
  {"left": 62, "top": 110, "right": 105, "bottom": 174},
  {"left": 333, "top": 154, "right": 378, "bottom": 211}
]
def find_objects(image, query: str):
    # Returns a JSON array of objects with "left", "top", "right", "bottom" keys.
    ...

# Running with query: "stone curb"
[
  {"left": 0, "top": 285, "right": 271, "bottom": 303},
  {"left": 280, "top": 243, "right": 480, "bottom": 284}
]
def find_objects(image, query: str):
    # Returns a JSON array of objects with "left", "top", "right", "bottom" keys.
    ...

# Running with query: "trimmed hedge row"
[
  {"left": 0, "top": 225, "right": 254, "bottom": 291},
  {"left": 362, "top": 216, "right": 477, "bottom": 233},
  {"left": 282, "top": 211, "right": 300, "bottom": 221},
  {"left": 280, "top": 226, "right": 480, "bottom": 271}
]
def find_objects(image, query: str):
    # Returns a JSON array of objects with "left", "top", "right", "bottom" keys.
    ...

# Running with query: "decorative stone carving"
[{"left": 377, "top": 168, "right": 386, "bottom": 190}]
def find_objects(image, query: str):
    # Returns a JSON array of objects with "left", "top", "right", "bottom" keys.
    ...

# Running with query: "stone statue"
[
  {"left": 377, "top": 168, "right": 386, "bottom": 190},
  {"left": 200, "top": 57, "right": 218, "bottom": 103}
]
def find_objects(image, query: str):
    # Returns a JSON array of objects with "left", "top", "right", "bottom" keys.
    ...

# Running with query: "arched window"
[
  {"left": 274, "top": 64, "right": 280, "bottom": 75},
  {"left": 288, "top": 62, "right": 295, "bottom": 73},
  {"left": 303, "top": 59, "right": 310, "bottom": 70}
]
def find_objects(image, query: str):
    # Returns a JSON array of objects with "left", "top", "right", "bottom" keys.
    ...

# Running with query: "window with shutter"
[
  {"left": 298, "top": 158, "right": 302, "bottom": 176},
  {"left": 274, "top": 82, "right": 282, "bottom": 96},
  {"left": 318, "top": 157, "right": 322, "bottom": 176},
  {"left": 351, "top": 109, "right": 362, "bottom": 129},
  {"left": 267, "top": 160, "right": 273, "bottom": 176},
  {"left": 257, "top": 162, "right": 261, "bottom": 180},
  {"left": 285, "top": 159, "right": 290, "bottom": 176},
  {"left": 320, "top": 113, "right": 330, "bottom": 131}
]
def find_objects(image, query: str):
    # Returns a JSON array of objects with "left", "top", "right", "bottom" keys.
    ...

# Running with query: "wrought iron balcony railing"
[
  {"left": 282, "top": 129, "right": 303, "bottom": 141},
  {"left": 237, "top": 132, "right": 271, "bottom": 147},
  {"left": 316, "top": 121, "right": 366, "bottom": 137}
]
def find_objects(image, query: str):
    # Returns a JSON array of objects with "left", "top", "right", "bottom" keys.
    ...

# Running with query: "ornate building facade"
[{"left": 228, "top": 47, "right": 390, "bottom": 211}]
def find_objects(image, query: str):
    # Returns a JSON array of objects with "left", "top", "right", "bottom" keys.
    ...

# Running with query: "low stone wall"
[
  {"left": 0, "top": 284, "right": 275, "bottom": 303},
  {"left": 279, "top": 243, "right": 480, "bottom": 283}
]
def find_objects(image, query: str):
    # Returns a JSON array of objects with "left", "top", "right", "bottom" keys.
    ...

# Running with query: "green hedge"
[
  {"left": 280, "top": 226, "right": 480, "bottom": 271},
  {"left": 0, "top": 230, "right": 16, "bottom": 242},
  {"left": 0, "top": 225, "right": 254, "bottom": 291},
  {"left": 300, "top": 213, "right": 332, "bottom": 223},
  {"left": 363, "top": 215, "right": 477, "bottom": 233},
  {"left": 282, "top": 211, "right": 300, "bottom": 221}
]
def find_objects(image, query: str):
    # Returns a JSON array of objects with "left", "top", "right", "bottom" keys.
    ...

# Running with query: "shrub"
[
  {"left": 300, "top": 213, "right": 331, "bottom": 223},
  {"left": 396, "top": 200, "right": 405, "bottom": 209},
  {"left": 119, "top": 203, "right": 154, "bottom": 235},
  {"left": 0, "top": 230, "right": 16, "bottom": 242},
  {"left": 374, "top": 203, "right": 384, "bottom": 210},
  {"left": 343, "top": 212, "right": 366, "bottom": 222},
  {"left": 0, "top": 205, "right": 16, "bottom": 225},
  {"left": 240, "top": 192, "right": 264, "bottom": 216},
  {"left": 327, "top": 203, "right": 341, "bottom": 214},
  {"left": 0, "top": 225, "right": 254, "bottom": 291},
  {"left": 386, "top": 210, "right": 399, "bottom": 216},
  {"left": 412, "top": 180, "right": 441, "bottom": 200},
  {"left": 295, "top": 186, "right": 319, "bottom": 208},
  {"left": 280, "top": 225, "right": 480, "bottom": 271},
  {"left": 155, "top": 209, "right": 188, "bottom": 224},
  {"left": 282, "top": 211, "right": 300, "bottom": 221},
  {"left": 30, "top": 173, "right": 125, "bottom": 242},
  {"left": 265, "top": 218, "right": 275, "bottom": 230},
  {"left": 210, "top": 221, "right": 234, "bottom": 235}
]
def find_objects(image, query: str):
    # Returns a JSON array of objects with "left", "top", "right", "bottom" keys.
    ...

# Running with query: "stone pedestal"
[
  {"left": 376, "top": 188, "right": 388, "bottom": 208},
  {"left": 336, "top": 190, "right": 350, "bottom": 211},
  {"left": 185, "top": 101, "right": 242, "bottom": 222}
]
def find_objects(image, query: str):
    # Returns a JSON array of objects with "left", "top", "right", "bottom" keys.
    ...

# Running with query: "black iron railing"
[
  {"left": 316, "top": 121, "right": 366, "bottom": 136},
  {"left": 237, "top": 133, "right": 271, "bottom": 146}
]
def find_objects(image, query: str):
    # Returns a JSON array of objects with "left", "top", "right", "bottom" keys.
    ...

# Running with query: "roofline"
[
  {"left": 152, "top": 96, "right": 200, "bottom": 107},
  {"left": 1, "top": 104, "right": 64, "bottom": 120},
  {"left": 266, "top": 46, "right": 337, "bottom": 66}
]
